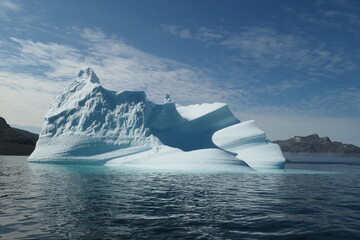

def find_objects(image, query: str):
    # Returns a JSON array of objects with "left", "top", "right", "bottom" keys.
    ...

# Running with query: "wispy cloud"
[
  {"left": 300, "top": 88, "right": 360, "bottom": 116},
  {"left": 9, "top": 37, "right": 84, "bottom": 79},
  {"left": 0, "top": 27, "right": 248, "bottom": 128},
  {"left": 299, "top": 13, "right": 343, "bottom": 29},
  {"left": 253, "top": 79, "right": 305, "bottom": 95},
  {"left": 163, "top": 24, "right": 360, "bottom": 76},
  {"left": 75, "top": 28, "right": 239, "bottom": 104},
  {"left": 1, "top": 25, "right": 359, "bottom": 146},
  {"left": 0, "top": 71, "right": 67, "bottom": 126},
  {"left": 220, "top": 27, "right": 301, "bottom": 67},
  {"left": 321, "top": 10, "right": 360, "bottom": 24},
  {"left": 294, "top": 0, "right": 360, "bottom": 35},
  {"left": 316, "top": 0, "right": 360, "bottom": 11},
  {"left": 161, "top": 24, "right": 223, "bottom": 42},
  {"left": 0, "top": 0, "right": 21, "bottom": 20}
]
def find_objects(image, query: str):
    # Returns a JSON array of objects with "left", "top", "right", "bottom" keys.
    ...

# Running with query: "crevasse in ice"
[{"left": 29, "top": 67, "right": 285, "bottom": 170}]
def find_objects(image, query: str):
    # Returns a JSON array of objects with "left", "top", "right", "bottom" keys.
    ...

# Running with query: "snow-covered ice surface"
[
  {"left": 29, "top": 67, "right": 285, "bottom": 170},
  {"left": 105, "top": 146, "right": 253, "bottom": 172},
  {"left": 176, "top": 102, "right": 227, "bottom": 121}
]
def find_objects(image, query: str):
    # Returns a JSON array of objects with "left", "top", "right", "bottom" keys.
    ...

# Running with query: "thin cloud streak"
[
  {"left": 162, "top": 25, "right": 359, "bottom": 75},
  {"left": 161, "top": 25, "right": 223, "bottom": 42},
  {"left": 0, "top": 71, "right": 67, "bottom": 126},
  {"left": 0, "top": 0, "right": 21, "bottom": 20}
]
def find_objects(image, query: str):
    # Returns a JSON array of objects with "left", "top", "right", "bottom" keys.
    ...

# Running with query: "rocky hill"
[
  {"left": 0, "top": 117, "right": 39, "bottom": 155},
  {"left": 274, "top": 134, "right": 360, "bottom": 154}
]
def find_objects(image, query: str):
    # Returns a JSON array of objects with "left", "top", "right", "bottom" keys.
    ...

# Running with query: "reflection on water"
[{"left": 1, "top": 156, "right": 360, "bottom": 239}]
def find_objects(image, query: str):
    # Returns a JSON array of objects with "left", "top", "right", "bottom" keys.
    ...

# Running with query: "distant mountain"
[
  {"left": 0, "top": 117, "right": 39, "bottom": 155},
  {"left": 274, "top": 134, "right": 360, "bottom": 154}
]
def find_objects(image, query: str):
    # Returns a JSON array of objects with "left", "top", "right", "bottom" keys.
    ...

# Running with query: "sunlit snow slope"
[{"left": 29, "top": 67, "right": 285, "bottom": 170}]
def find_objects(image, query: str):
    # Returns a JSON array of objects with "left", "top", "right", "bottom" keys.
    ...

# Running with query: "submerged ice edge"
[
  {"left": 27, "top": 160, "right": 343, "bottom": 175},
  {"left": 29, "top": 67, "right": 286, "bottom": 170}
]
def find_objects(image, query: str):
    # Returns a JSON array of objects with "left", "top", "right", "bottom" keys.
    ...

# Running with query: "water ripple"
[{"left": 0, "top": 157, "right": 360, "bottom": 239}]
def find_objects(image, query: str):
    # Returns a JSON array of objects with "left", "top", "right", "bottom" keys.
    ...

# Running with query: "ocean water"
[{"left": 1, "top": 156, "right": 360, "bottom": 239}]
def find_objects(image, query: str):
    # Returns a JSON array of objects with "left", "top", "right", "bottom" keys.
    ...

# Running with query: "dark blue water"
[{"left": 1, "top": 156, "right": 360, "bottom": 239}]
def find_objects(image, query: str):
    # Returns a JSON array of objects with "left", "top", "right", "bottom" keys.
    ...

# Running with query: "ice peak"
[
  {"left": 164, "top": 93, "right": 172, "bottom": 103},
  {"left": 77, "top": 66, "right": 100, "bottom": 84}
]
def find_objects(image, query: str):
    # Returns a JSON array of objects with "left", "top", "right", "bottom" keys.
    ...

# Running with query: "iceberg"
[{"left": 29, "top": 67, "right": 285, "bottom": 170}]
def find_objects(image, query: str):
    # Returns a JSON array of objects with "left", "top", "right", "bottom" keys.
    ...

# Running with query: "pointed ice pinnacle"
[
  {"left": 77, "top": 66, "right": 100, "bottom": 84},
  {"left": 164, "top": 93, "right": 172, "bottom": 103}
]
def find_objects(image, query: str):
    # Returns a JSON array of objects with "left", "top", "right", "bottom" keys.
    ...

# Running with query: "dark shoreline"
[{"left": 284, "top": 152, "right": 360, "bottom": 164}]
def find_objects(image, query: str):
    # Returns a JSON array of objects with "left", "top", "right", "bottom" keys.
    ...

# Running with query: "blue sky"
[{"left": 0, "top": 0, "right": 359, "bottom": 145}]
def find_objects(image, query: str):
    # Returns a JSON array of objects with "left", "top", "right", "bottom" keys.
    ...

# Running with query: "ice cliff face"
[
  {"left": 43, "top": 68, "right": 150, "bottom": 141},
  {"left": 30, "top": 67, "right": 153, "bottom": 161},
  {"left": 29, "top": 67, "right": 285, "bottom": 170}
]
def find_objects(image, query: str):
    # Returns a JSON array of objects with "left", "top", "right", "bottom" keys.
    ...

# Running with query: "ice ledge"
[{"left": 176, "top": 102, "right": 227, "bottom": 121}]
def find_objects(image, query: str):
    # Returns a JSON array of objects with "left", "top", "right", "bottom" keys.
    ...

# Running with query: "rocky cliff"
[
  {"left": 274, "top": 134, "right": 360, "bottom": 154},
  {"left": 0, "top": 117, "right": 39, "bottom": 155}
]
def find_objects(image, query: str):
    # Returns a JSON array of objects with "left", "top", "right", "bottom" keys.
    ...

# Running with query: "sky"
[{"left": 0, "top": 0, "right": 359, "bottom": 145}]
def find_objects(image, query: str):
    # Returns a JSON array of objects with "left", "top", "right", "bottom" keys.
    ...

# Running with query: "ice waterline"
[
  {"left": 26, "top": 160, "right": 341, "bottom": 175},
  {"left": 29, "top": 67, "right": 286, "bottom": 171}
]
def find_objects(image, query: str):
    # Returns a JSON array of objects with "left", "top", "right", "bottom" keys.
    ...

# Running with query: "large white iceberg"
[{"left": 29, "top": 67, "right": 285, "bottom": 170}]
